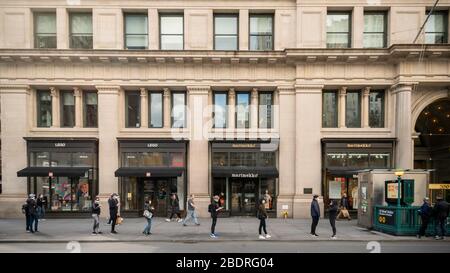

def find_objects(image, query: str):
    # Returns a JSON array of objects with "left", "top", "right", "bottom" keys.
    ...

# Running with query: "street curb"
[{"left": 1, "top": 239, "right": 448, "bottom": 243}]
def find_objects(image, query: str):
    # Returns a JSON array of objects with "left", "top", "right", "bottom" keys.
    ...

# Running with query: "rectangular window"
[
  {"left": 125, "top": 14, "right": 148, "bottom": 49},
  {"left": 327, "top": 12, "right": 351, "bottom": 48},
  {"left": 61, "top": 91, "right": 75, "bottom": 127},
  {"left": 213, "top": 152, "right": 229, "bottom": 167},
  {"left": 83, "top": 92, "right": 98, "bottom": 127},
  {"left": 326, "top": 153, "right": 347, "bottom": 167},
  {"left": 236, "top": 92, "right": 250, "bottom": 128},
  {"left": 141, "top": 152, "right": 168, "bottom": 167},
  {"left": 70, "top": 13, "right": 93, "bottom": 49},
  {"left": 425, "top": 11, "right": 448, "bottom": 44},
  {"left": 125, "top": 92, "right": 141, "bottom": 128},
  {"left": 213, "top": 92, "right": 228, "bottom": 128},
  {"left": 34, "top": 13, "right": 56, "bottom": 48},
  {"left": 31, "top": 152, "right": 50, "bottom": 167},
  {"left": 149, "top": 91, "right": 163, "bottom": 128},
  {"left": 259, "top": 152, "right": 275, "bottom": 167},
  {"left": 249, "top": 14, "right": 273, "bottom": 50},
  {"left": 214, "top": 14, "right": 238, "bottom": 50},
  {"left": 160, "top": 14, "right": 184, "bottom": 50},
  {"left": 346, "top": 91, "right": 361, "bottom": 128},
  {"left": 369, "top": 153, "right": 391, "bottom": 168},
  {"left": 37, "top": 91, "right": 52, "bottom": 127},
  {"left": 369, "top": 90, "right": 385, "bottom": 128},
  {"left": 347, "top": 153, "right": 369, "bottom": 168},
  {"left": 322, "top": 91, "right": 338, "bottom": 128},
  {"left": 259, "top": 92, "right": 273, "bottom": 129},
  {"left": 171, "top": 92, "right": 186, "bottom": 128},
  {"left": 364, "top": 12, "right": 387, "bottom": 48}
]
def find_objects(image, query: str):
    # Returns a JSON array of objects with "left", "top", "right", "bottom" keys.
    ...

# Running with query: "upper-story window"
[
  {"left": 70, "top": 13, "right": 93, "bottom": 49},
  {"left": 369, "top": 90, "right": 385, "bottom": 128},
  {"left": 149, "top": 91, "right": 163, "bottom": 128},
  {"left": 214, "top": 14, "right": 238, "bottom": 50},
  {"left": 346, "top": 91, "right": 361, "bottom": 128},
  {"left": 327, "top": 12, "right": 351, "bottom": 48},
  {"left": 37, "top": 90, "right": 52, "bottom": 128},
  {"left": 249, "top": 14, "right": 273, "bottom": 50},
  {"left": 160, "top": 14, "right": 184, "bottom": 50},
  {"left": 213, "top": 92, "right": 228, "bottom": 128},
  {"left": 61, "top": 91, "right": 75, "bottom": 127},
  {"left": 259, "top": 92, "right": 273, "bottom": 129},
  {"left": 425, "top": 11, "right": 448, "bottom": 44},
  {"left": 322, "top": 91, "right": 338, "bottom": 128},
  {"left": 125, "top": 14, "right": 148, "bottom": 49},
  {"left": 236, "top": 92, "right": 250, "bottom": 128},
  {"left": 84, "top": 92, "right": 98, "bottom": 128},
  {"left": 171, "top": 92, "right": 186, "bottom": 128},
  {"left": 125, "top": 92, "right": 141, "bottom": 128},
  {"left": 364, "top": 12, "right": 387, "bottom": 48},
  {"left": 34, "top": 13, "right": 56, "bottom": 48}
]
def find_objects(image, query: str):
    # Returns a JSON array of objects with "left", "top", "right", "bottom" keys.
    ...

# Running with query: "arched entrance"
[{"left": 414, "top": 98, "right": 450, "bottom": 201}]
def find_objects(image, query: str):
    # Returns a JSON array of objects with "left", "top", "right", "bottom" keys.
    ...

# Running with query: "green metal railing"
[{"left": 373, "top": 205, "right": 450, "bottom": 236}]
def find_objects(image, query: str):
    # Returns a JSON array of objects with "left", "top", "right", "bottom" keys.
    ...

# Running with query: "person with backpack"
[
  {"left": 143, "top": 199, "right": 155, "bottom": 236},
  {"left": 208, "top": 195, "right": 223, "bottom": 238},
  {"left": 91, "top": 196, "right": 102, "bottom": 235},
  {"left": 257, "top": 199, "right": 271, "bottom": 239},
  {"left": 328, "top": 199, "right": 338, "bottom": 239},
  {"left": 417, "top": 197, "right": 432, "bottom": 239},
  {"left": 432, "top": 196, "right": 449, "bottom": 240}
]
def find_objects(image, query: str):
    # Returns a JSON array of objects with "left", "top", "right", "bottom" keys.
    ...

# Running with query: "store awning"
[
  {"left": 114, "top": 167, "right": 185, "bottom": 178},
  {"left": 211, "top": 167, "right": 279, "bottom": 178},
  {"left": 17, "top": 167, "right": 90, "bottom": 177}
]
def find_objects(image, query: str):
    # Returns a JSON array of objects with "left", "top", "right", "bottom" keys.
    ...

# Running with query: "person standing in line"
[
  {"left": 417, "top": 197, "right": 432, "bottom": 239},
  {"left": 36, "top": 194, "right": 46, "bottom": 221},
  {"left": 209, "top": 195, "right": 223, "bottom": 238},
  {"left": 310, "top": 194, "right": 320, "bottom": 237},
  {"left": 258, "top": 199, "right": 271, "bottom": 239},
  {"left": 336, "top": 193, "right": 351, "bottom": 220},
  {"left": 143, "top": 199, "right": 155, "bottom": 235},
  {"left": 432, "top": 196, "right": 449, "bottom": 240},
  {"left": 166, "top": 193, "right": 182, "bottom": 222},
  {"left": 22, "top": 196, "right": 30, "bottom": 232},
  {"left": 182, "top": 194, "right": 200, "bottom": 226},
  {"left": 108, "top": 193, "right": 119, "bottom": 234},
  {"left": 328, "top": 200, "right": 338, "bottom": 239},
  {"left": 26, "top": 194, "right": 39, "bottom": 233},
  {"left": 106, "top": 193, "right": 114, "bottom": 225},
  {"left": 91, "top": 196, "right": 102, "bottom": 235}
]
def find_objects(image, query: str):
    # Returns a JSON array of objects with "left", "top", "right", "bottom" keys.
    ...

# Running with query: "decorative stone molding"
[
  {"left": 0, "top": 85, "right": 31, "bottom": 94},
  {"left": 95, "top": 86, "right": 121, "bottom": 94},
  {"left": 339, "top": 87, "right": 347, "bottom": 96},
  {"left": 50, "top": 87, "right": 59, "bottom": 97},
  {"left": 363, "top": 87, "right": 371, "bottom": 96},
  {"left": 391, "top": 83, "right": 416, "bottom": 94},
  {"left": 277, "top": 86, "right": 295, "bottom": 95},
  {"left": 163, "top": 88, "right": 171, "bottom": 97},
  {"left": 228, "top": 88, "right": 235, "bottom": 99},
  {"left": 140, "top": 88, "right": 147, "bottom": 97},
  {"left": 294, "top": 84, "right": 324, "bottom": 94},
  {"left": 251, "top": 88, "right": 258, "bottom": 99},
  {"left": 73, "top": 87, "right": 82, "bottom": 97},
  {"left": 187, "top": 86, "right": 210, "bottom": 95}
]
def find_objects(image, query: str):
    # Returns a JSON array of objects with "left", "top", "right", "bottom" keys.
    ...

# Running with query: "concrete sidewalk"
[{"left": 0, "top": 217, "right": 448, "bottom": 243}]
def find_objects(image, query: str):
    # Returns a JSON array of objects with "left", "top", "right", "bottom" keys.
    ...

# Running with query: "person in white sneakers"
[{"left": 257, "top": 199, "right": 271, "bottom": 239}]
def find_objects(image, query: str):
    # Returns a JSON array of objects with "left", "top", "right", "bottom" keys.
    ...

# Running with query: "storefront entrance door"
[
  {"left": 138, "top": 178, "right": 170, "bottom": 217},
  {"left": 230, "top": 178, "right": 258, "bottom": 216}
]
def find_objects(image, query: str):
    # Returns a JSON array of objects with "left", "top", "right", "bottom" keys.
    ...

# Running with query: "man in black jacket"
[
  {"left": 209, "top": 195, "right": 222, "bottom": 238},
  {"left": 108, "top": 193, "right": 119, "bottom": 234},
  {"left": 417, "top": 197, "right": 432, "bottom": 239},
  {"left": 328, "top": 200, "right": 338, "bottom": 239},
  {"left": 26, "top": 194, "right": 38, "bottom": 233},
  {"left": 310, "top": 194, "right": 320, "bottom": 237},
  {"left": 433, "top": 196, "right": 449, "bottom": 240}
]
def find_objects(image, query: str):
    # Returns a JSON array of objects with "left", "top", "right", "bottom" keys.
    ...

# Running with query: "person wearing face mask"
[
  {"left": 208, "top": 195, "right": 223, "bottom": 238},
  {"left": 91, "top": 196, "right": 102, "bottom": 235},
  {"left": 36, "top": 194, "right": 46, "bottom": 221},
  {"left": 310, "top": 194, "right": 320, "bottom": 237},
  {"left": 328, "top": 200, "right": 338, "bottom": 239},
  {"left": 143, "top": 199, "right": 155, "bottom": 236},
  {"left": 257, "top": 199, "right": 271, "bottom": 239}
]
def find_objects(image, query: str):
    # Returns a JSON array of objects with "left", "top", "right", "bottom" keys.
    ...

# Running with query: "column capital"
[
  {"left": 228, "top": 88, "right": 236, "bottom": 97},
  {"left": 73, "top": 87, "right": 82, "bottom": 97},
  {"left": 95, "top": 85, "right": 121, "bottom": 94},
  {"left": 363, "top": 87, "right": 371, "bottom": 96},
  {"left": 391, "top": 83, "right": 416, "bottom": 94},
  {"left": 163, "top": 88, "right": 171, "bottom": 97},
  {"left": 140, "top": 88, "right": 147, "bottom": 97},
  {"left": 50, "top": 87, "right": 59, "bottom": 97},
  {"left": 251, "top": 88, "right": 258, "bottom": 99},
  {"left": 277, "top": 86, "right": 295, "bottom": 95},
  {"left": 339, "top": 87, "right": 347, "bottom": 96}
]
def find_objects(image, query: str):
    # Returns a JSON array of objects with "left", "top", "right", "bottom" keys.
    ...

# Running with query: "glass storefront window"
[
  {"left": 347, "top": 153, "right": 369, "bottom": 168},
  {"left": 37, "top": 90, "right": 52, "bottom": 127},
  {"left": 213, "top": 152, "right": 229, "bottom": 167},
  {"left": 73, "top": 178, "right": 91, "bottom": 211},
  {"left": 84, "top": 92, "right": 98, "bottom": 127},
  {"left": 213, "top": 92, "right": 228, "bottom": 128},
  {"left": 73, "top": 153, "right": 93, "bottom": 167},
  {"left": 31, "top": 152, "right": 50, "bottom": 167},
  {"left": 346, "top": 91, "right": 361, "bottom": 128},
  {"left": 326, "top": 153, "right": 347, "bottom": 167},
  {"left": 61, "top": 91, "right": 75, "bottom": 127},
  {"left": 125, "top": 92, "right": 141, "bottom": 128},
  {"left": 213, "top": 178, "right": 227, "bottom": 210},
  {"left": 35, "top": 177, "right": 50, "bottom": 210},
  {"left": 141, "top": 152, "right": 167, "bottom": 167},
  {"left": 369, "top": 153, "right": 391, "bottom": 168},
  {"left": 120, "top": 177, "right": 138, "bottom": 210},
  {"left": 50, "top": 177, "right": 72, "bottom": 211},
  {"left": 123, "top": 152, "right": 140, "bottom": 167},
  {"left": 260, "top": 178, "right": 276, "bottom": 211},
  {"left": 50, "top": 153, "right": 72, "bottom": 167},
  {"left": 236, "top": 92, "right": 250, "bottom": 128},
  {"left": 259, "top": 152, "right": 275, "bottom": 167},
  {"left": 149, "top": 92, "right": 163, "bottom": 128},
  {"left": 230, "top": 152, "right": 257, "bottom": 167},
  {"left": 169, "top": 152, "right": 184, "bottom": 167},
  {"left": 322, "top": 91, "right": 338, "bottom": 128},
  {"left": 259, "top": 92, "right": 273, "bottom": 129}
]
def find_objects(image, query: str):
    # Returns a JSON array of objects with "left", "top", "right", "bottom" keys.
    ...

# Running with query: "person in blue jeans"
[
  {"left": 310, "top": 194, "right": 320, "bottom": 237},
  {"left": 143, "top": 199, "right": 155, "bottom": 236},
  {"left": 183, "top": 194, "right": 200, "bottom": 226},
  {"left": 26, "top": 194, "right": 39, "bottom": 233},
  {"left": 432, "top": 196, "right": 449, "bottom": 240}
]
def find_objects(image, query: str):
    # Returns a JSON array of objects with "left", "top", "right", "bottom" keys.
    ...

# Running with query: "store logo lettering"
[
  {"left": 231, "top": 173, "right": 258, "bottom": 178},
  {"left": 147, "top": 143, "right": 159, "bottom": 148},
  {"left": 55, "top": 143, "right": 66, "bottom": 147}
]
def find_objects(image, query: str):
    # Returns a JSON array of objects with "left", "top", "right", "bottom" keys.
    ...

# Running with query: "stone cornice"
[
  {"left": 0, "top": 84, "right": 30, "bottom": 94},
  {"left": 277, "top": 86, "right": 295, "bottom": 95},
  {"left": 95, "top": 85, "right": 121, "bottom": 94},
  {"left": 187, "top": 86, "right": 210, "bottom": 95},
  {"left": 294, "top": 84, "right": 324, "bottom": 93}
]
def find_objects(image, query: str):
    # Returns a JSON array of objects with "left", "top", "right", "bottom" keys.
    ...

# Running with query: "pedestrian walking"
[
  {"left": 208, "top": 195, "right": 223, "bottom": 238},
  {"left": 257, "top": 199, "right": 271, "bottom": 239},
  {"left": 166, "top": 193, "right": 182, "bottom": 222},
  {"left": 26, "top": 194, "right": 39, "bottom": 233},
  {"left": 142, "top": 199, "right": 155, "bottom": 235},
  {"left": 22, "top": 196, "right": 30, "bottom": 232},
  {"left": 108, "top": 193, "right": 119, "bottom": 234},
  {"left": 310, "top": 194, "right": 320, "bottom": 237},
  {"left": 91, "top": 196, "right": 102, "bottom": 235},
  {"left": 432, "top": 196, "right": 449, "bottom": 240},
  {"left": 182, "top": 194, "right": 200, "bottom": 226},
  {"left": 36, "top": 194, "right": 46, "bottom": 221},
  {"left": 417, "top": 197, "right": 432, "bottom": 239},
  {"left": 328, "top": 200, "right": 338, "bottom": 239},
  {"left": 336, "top": 193, "right": 351, "bottom": 220}
]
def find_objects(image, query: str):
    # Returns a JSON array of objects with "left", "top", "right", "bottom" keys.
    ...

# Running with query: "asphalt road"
[{"left": 1, "top": 241, "right": 449, "bottom": 253}]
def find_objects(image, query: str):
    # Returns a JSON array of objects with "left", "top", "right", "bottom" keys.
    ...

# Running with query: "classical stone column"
[
  {"left": 250, "top": 88, "right": 258, "bottom": 130},
  {"left": 338, "top": 87, "right": 347, "bottom": 128},
  {"left": 140, "top": 88, "right": 148, "bottom": 128},
  {"left": 0, "top": 85, "right": 30, "bottom": 217},
  {"left": 163, "top": 88, "right": 171, "bottom": 129},
  {"left": 362, "top": 87, "right": 371, "bottom": 128},
  {"left": 50, "top": 87, "right": 60, "bottom": 127},
  {"left": 187, "top": 86, "right": 210, "bottom": 217},
  {"left": 294, "top": 85, "right": 324, "bottom": 218},
  {"left": 277, "top": 86, "right": 296, "bottom": 218},
  {"left": 393, "top": 84, "right": 414, "bottom": 169},
  {"left": 228, "top": 88, "right": 236, "bottom": 130},
  {"left": 74, "top": 87, "right": 82, "bottom": 128},
  {"left": 96, "top": 86, "right": 120, "bottom": 217}
]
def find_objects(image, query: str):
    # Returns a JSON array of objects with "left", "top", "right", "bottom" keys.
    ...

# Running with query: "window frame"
[
  {"left": 345, "top": 90, "right": 362, "bottom": 128},
  {"left": 322, "top": 91, "right": 338, "bottom": 128},
  {"left": 213, "top": 13, "right": 239, "bottom": 51},
  {"left": 326, "top": 11, "right": 352, "bottom": 49},
  {"left": 249, "top": 14, "right": 274, "bottom": 51},
  {"left": 213, "top": 91, "right": 229, "bottom": 128},
  {"left": 34, "top": 12, "right": 57, "bottom": 49},
  {"left": 148, "top": 91, "right": 164, "bottom": 128},
  {"left": 363, "top": 11, "right": 387, "bottom": 48},
  {"left": 235, "top": 91, "right": 251, "bottom": 129},
  {"left": 171, "top": 91, "right": 187, "bottom": 128},
  {"left": 368, "top": 90, "right": 385, "bottom": 128},
  {"left": 83, "top": 91, "right": 98, "bottom": 128},
  {"left": 258, "top": 91, "right": 274, "bottom": 129},
  {"left": 159, "top": 13, "right": 184, "bottom": 50},
  {"left": 125, "top": 91, "right": 141, "bottom": 128},
  {"left": 36, "top": 90, "right": 52, "bottom": 128},
  {"left": 60, "top": 90, "right": 76, "bottom": 128},
  {"left": 69, "top": 12, "right": 93, "bottom": 49},
  {"left": 424, "top": 11, "right": 448, "bottom": 44},
  {"left": 124, "top": 13, "right": 149, "bottom": 50}
]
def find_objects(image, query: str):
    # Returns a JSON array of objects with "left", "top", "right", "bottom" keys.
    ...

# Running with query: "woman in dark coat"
[
  {"left": 258, "top": 199, "right": 271, "bottom": 239},
  {"left": 166, "top": 193, "right": 182, "bottom": 222},
  {"left": 328, "top": 200, "right": 338, "bottom": 239}
]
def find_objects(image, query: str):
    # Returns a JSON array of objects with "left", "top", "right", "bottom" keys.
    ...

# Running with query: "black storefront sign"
[{"left": 377, "top": 208, "right": 396, "bottom": 226}]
